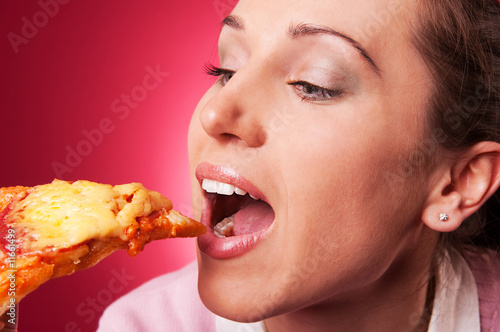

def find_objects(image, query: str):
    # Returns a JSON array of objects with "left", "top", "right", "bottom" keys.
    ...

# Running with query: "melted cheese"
[{"left": 11, "top": 179, "right": 172, "bottom": 251}]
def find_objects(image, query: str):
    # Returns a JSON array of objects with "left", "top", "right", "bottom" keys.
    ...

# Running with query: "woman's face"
[{"left": 189, "top": 0, "right": 433, "bottom": 322}]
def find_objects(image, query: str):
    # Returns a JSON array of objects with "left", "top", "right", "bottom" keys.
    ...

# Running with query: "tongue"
[{"left": 233, "top": 200, "right": 275, "bottom": 236}]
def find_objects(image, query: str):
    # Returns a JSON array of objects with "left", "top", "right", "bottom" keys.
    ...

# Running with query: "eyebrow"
[
  {"left": 222, "top": 15, "right": 381, "bottom": 76},
  {"left": 288, "top": 23, "right": 380, "bottom": 75}
]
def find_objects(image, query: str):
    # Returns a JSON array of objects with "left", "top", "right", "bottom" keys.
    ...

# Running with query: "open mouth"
[{"left": 201, "top": 179, "right": 275, "bottom": 238}]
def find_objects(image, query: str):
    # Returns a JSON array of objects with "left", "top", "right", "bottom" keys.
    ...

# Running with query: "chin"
[
  {"left": 196, "top": 254, "right": 281, "bottom": 322},
  {"left": 197, "top": 271, "right": 267, "bottom": 322}
]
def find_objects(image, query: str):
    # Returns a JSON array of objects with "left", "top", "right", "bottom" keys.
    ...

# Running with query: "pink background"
[{"left": 0, "top": 1, "right": 237, "bottom": 331}]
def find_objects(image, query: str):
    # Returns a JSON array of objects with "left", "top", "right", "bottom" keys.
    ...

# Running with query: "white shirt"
[{"left": 428, "top": 249, "right": 480, "bottom": 332}]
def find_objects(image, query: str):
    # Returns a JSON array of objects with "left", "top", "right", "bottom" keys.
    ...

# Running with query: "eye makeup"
[{"left": 203, "top": 63, "right": 235, "bottom": 86}]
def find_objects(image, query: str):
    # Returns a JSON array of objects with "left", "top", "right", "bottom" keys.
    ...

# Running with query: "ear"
[{"left": 422, "top": 142, "right": 500, "bottom": 233}]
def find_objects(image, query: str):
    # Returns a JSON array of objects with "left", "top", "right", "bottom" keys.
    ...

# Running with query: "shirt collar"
[{"left": 428, "top": 248, "right": 480, "bottom": 332}]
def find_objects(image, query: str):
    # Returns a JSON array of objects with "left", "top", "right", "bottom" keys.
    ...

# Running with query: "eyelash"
[
  {"left": 288, "top": 81, "right": 343, "bottom": 101},
  {"left": 203, "top": 62, "right": 343, "bottom": 102},
  {"left": 204, "top": 63, "right": 235, "bottom": 86}
]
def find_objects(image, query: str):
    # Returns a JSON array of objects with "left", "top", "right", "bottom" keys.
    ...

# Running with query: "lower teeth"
[{"left": 213, "top": 214, "right": 235, "bottom": 238}]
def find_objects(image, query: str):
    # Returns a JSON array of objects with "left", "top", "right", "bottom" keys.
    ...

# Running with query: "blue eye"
[
  {"left": 288, "top": 81, "right": 343, "bottom": 101},
  {"left": 204, "top": 63, "right": 235, "bottom": 86}
]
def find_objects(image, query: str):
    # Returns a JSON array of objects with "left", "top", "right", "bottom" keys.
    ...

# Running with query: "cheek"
[
  {"left": 272, "top": 109, "right": 424, "bottom": 285},
  {"left": 280, "top": 110, "right": 410, "bottom": 213}
]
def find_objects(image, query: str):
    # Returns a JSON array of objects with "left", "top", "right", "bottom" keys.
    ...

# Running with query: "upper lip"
[{"left": 195, "top": 162, "right": 268, "bottom": 203}]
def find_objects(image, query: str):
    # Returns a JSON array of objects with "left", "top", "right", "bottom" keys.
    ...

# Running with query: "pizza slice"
[{"left": 0, "top": 179, "right": 205, "bottom": 314}]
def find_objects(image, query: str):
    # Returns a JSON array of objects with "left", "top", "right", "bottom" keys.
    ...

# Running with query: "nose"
[{"left": 199, "top": 74, "right": 267, "bottom": 148}]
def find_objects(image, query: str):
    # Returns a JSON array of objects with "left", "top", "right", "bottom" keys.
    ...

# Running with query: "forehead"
[
  {"left": 231, "top": 0, "right": 414, "bottom": 36},
  {"left": 229, "top": 0, "right": 417, "bottom": 70}
]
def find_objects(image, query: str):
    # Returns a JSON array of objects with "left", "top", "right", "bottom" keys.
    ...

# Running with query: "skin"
[{"left": 188, "top": 0, "right": 453, "bottom": 331}]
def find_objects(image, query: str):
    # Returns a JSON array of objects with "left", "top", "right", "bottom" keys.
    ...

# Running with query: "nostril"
[{"left": 220, "top": 132, "right": 240, "bottom": 142}]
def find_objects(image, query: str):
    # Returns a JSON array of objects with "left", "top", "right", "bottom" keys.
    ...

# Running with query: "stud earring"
[{"left": 439, "top": 213, "right": 449, "bottom": 221}]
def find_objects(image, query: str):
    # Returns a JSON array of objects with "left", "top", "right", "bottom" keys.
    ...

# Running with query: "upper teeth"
[{"left": 202, "top": 179, "right": 252, "bottom": 197}]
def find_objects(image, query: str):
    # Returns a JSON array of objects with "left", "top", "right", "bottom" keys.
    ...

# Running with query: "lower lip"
[{"left": 197, "top": 198, "right": 273, "bottom": 259}]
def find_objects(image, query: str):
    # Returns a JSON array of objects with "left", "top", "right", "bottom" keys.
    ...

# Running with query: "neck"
[{"left": 264, "top": 234, "right": 438, "bottom": 332}]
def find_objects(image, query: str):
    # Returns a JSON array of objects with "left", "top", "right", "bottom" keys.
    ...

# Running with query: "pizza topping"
[{"left": 7, "top": 179, "right": 172, "bottom": 252}]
